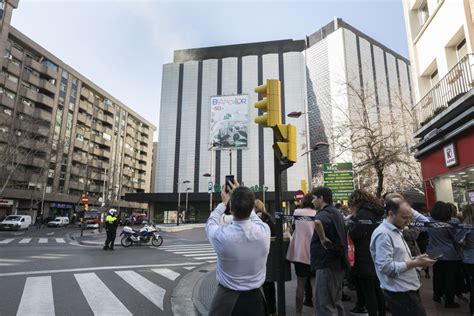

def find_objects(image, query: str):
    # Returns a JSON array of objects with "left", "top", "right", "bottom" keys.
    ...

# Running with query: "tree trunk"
[{"left": 376, "top": 169, "right": 384, "bottom": 198}]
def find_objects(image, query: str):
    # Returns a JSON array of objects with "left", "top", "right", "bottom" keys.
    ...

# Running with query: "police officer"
[{"left": 104, "top": 209, "right": 118, "bottom": 251}]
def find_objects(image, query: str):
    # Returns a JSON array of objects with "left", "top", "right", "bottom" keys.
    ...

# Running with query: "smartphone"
[
  {"left": 426, "top": 248, "right": 443, "bottom": 260},
  {"left": 225, "top": 175, "right": 235, "bottom": 193}
]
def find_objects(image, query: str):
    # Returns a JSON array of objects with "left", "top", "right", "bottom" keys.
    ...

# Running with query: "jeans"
[{"left": 313, "top": 268, "right": 345, "bottom": 316}]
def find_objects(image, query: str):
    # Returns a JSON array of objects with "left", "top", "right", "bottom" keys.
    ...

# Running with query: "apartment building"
[
  {"left": 0, "top": 0, "right": 155, "bottom": 219},
  {"left": 402, "top": 0, "right": 474, "bottom": 209}
]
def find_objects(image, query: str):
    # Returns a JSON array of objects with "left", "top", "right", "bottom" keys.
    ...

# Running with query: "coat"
[{"left": 348, "top": 202, "right": 384, "bottom": 277}]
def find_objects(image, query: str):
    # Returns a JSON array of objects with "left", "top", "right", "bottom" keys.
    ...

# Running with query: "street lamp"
[
  {"left": 202, "top": 141, "right": 221, "bottom": 213},
  {"left": 287, "top": 111, "right": 313, "bottom": 190},
  {"left": 301, "top": 141, "right": 330, "bottom": 156},
  {"left": 177, "top": 179, "right": 190, "bottom": 226}
]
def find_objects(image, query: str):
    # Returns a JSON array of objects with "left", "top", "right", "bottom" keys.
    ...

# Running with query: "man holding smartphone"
[
  {"left": 206, "top": 179, "right": 271, "bottom": 316},
  {"left": 370, "top": 199, "right": 437, "bottom": 316}
]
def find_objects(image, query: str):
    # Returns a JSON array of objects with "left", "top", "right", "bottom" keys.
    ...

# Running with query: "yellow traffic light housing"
[
  {"left": 254, "top": 79, "right": 282, "bottom": 128},
  {"left": 273, "top": 123, "right": 297, "bottom": 164}
]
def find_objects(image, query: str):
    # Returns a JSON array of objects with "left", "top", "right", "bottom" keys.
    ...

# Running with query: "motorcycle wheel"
[
  {"left": 151, "top": 235, "right": 163, "bottom": 247},
  {"left": 121, "top": 236, "right": 133, "bottom": 247}
]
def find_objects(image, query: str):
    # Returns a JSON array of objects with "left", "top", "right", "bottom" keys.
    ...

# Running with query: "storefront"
[
  {"left": 419, "top": 130, "right": 474, "bottom": 210},
  {"left": 0, "top": 199, "right": 14, "bottom": 219},
  {"left": 49, "top": 203, "right": 74, "bottom": 219}
]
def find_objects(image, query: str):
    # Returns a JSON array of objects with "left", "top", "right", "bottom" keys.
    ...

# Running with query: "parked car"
[
  {"left": 0, "top": 215, "right": 32, "bottom": 230},
  {"left": 47, "top": 217, "right": 69, "bottom": 227}
]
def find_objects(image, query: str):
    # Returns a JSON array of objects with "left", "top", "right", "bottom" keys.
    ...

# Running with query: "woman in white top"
[{"left": 286, "top": 193, "right": 317, "bottom": 313}]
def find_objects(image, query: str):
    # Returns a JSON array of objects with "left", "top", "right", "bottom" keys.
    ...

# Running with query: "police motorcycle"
[{"left": 120, "top": 223, "right": 163, "bottom": 247}]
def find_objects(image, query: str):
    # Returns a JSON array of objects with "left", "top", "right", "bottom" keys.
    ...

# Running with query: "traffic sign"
[
  {"left": 323, "top": 163, "right": 354, "bottom": 200},
  {"left": 294, "top": 190, "right": 304, "bottom": 200},
  {"left": 81, "top": 195, "right": 89, "bottom": 204}
]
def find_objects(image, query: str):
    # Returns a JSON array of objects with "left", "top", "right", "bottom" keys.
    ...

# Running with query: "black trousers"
[
  {"left": 383, "top": 290, "right": 426, "bottom": 316},
  {"left": 209, "top": 284, "right": 266, "bottom": 316},
  {"left": 104, "top": 230, "right": 116, "bottom": 249},
  {"left": 262, "top": 281, "right": 276, "bottom": 314},
  {"left": 357, "top": 276, "right": 386, "bottom": 316},
  {"left": 465, "top": 263, "right": 474, "bottom": 314},
  {"left": 433, "top": 260, "right": 461, "bottom": 304}
]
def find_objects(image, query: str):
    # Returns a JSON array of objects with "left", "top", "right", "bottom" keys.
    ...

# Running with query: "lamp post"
[
  {"left": 287, "top": 110, "right": 313, "bottom": 190},
  {"left": 177, "top": 179, "right": 190, "bottom": 226},
  {"left": 185, "top": 187, "right": 191, "bottom": 220},
  {"left": 203, "top": 141, "right": 221, "bottom": 213}
]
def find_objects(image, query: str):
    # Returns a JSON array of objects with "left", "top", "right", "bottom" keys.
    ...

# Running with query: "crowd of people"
[{"left": 205, "top": 180, "right": 474, "bottom": 316}]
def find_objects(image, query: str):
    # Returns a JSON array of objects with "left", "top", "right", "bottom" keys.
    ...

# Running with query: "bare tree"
[
  {"left": 332, "top": 81, "right": 422, "bottom": 198},
  {"left": 0, "top": 109, "right": 50, "bottom": 198}
]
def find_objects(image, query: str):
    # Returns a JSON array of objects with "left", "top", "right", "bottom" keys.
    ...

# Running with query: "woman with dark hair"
[
  {"left": 286, "top": 193, "right": 316, "bottom": 314},
  {"left": 428, "top": 201, "right": 463, "bottom": 308},
  {"left": 348, "top": 189, "right": 386, "bottom": 316},
  {"left": 461, "top": 205, "right": 474, "bottom": 315}
]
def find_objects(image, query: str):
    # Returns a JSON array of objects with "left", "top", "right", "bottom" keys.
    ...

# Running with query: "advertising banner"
[
  {"left": 323, "top": 162, "right": 354, "bottom": 200},
  {"left": 210, "top": 95, "right": 249, "bottom": 149}
]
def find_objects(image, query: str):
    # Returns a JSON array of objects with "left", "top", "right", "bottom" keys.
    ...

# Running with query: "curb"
[{"left": 171, "top": 263, "right": 216, "bottom": 316}]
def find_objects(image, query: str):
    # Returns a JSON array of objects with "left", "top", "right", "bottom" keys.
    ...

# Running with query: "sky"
[{"left": 12, "top": 0, "right": 409, "bottom": 141}]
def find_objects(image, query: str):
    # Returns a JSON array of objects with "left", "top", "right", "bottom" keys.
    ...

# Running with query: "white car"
[
  {"left": 0, "top": 215, "right": 32, "bottom": 230},
  {"left": 48, "top": 217, "right": 69, "bottom": 227}
]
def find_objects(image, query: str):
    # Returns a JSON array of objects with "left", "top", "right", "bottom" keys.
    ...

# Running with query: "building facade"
[
  {"left": 135, "top": 18, "right": 414, "bottom": 220},
  {"left": 402, "top": 0, "right": 474, "bottom": 209},
  {"left": 0, "top": 0, "right": 156, "bottom": 220}
]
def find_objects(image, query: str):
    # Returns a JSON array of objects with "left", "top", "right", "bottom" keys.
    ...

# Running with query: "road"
[{"left": 0, "top": 226, "right": 212, "bottom": 315}]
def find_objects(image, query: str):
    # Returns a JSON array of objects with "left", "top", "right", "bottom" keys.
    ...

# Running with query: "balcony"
[
  {"left": 0, "top": 94, "right": 15, "bottom": 109},
  {"left": 24, "top": 57, "right": 58, "bottom": 79},
  {"left": 80, "top": 87, "right": 95, "bottom": 104},
  {"left": 77, "top": 112, "right": 87, "bottom": 124},
  {"left": 104, "top": 115, "right": 114, "bottom": 125},
  {"left": 69, "top": 180, "right": 85, "bottom": 191},
  {"left": 5, "top": 60, "right": 21, "bottom": 77},
  {"left": 16, "top": 103, "right": 52, "bottom": 122},
  {"left": 11, "top": 46, "right": 24, "bottom": 61},
  {"left": 0, "top": 73, "right": 19, "bottom": 92},
  {"left": 72, "top": 152, "right": 87, "bottom": 165},
  {"left": 413, "top": 54, "right": 474, "bottom": 132},
  {"left": 79, "top": 101, "right": 93, "bottom": 115},
  {"left": 22, "top": 156, "right": 45, "bottom": 168},
  {"left": 71, "top": 166, "right": 87, "bottom": 178}
]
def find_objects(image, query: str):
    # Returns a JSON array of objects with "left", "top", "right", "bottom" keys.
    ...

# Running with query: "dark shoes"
[
  {"left": 342, "top": 293, "right": 352, "bottom": 301},
  {"left": 103, "top": 246, "right": 109, "bottom": 251},
  {"left": 109, "top": 248, "right": 114, "bottom": 251},
  {"left": 433, "top": 295, "right": 442, "bottom": 303},
  {"left": 350, "top": 306, "right": 368, "bottom": 314}
]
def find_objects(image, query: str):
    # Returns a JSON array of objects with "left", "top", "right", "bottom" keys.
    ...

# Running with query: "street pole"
[
  {"left": 303, "top": 44, "right": 313, "bottom": 190},
  {"left": 185, "top": 189, "right": 189, "bottom": 217},
  {"left": 177, "top": 179, "right": 181, "bottom": 226},
  {"left": 274, "top": 136, "right": 286, "bottom": 316},
  {"left": 262, "top": 185, "right": 266, "bottom": 206},
  {"left": 210, "top": 146, "right": 214, "bottom": 212},
  {"left": 229, "top": 149, "right": 232, "bottom": 175}
]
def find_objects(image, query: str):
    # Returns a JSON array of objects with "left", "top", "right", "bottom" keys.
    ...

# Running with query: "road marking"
[
  {"left": 194, "top": 256, "right": 217, "bottom": 260},
  {"left": 183, "top": 266, "right": 196, "bottom": 271},
  {"left": 55, "top": 238, "right": 66, "bottom": 243},
  {"left": 151, "top": 268, "right": 180, "bottom": 281},
  {"left": 0, "top": 259, "right": 28, "bottom": 263},
  {"left": 38, "top": 238, "right": 48, "bottom": 243},
  {"left": 0, "top": 238, "right": 14, "bottom": 244},
  {"left": 207, "top": 260, "right": 217, "bottom": 263},
  {"left": 28, "top": 256, "right": 62, "bottom": 260},
  {"left": 43, "top": 254, "right": 70, "bottom": 257},
  {"left": 17, "top": 276, "right": 54, "bottom": 316},
  {"left": 19, "top": 238, "right": 31, "bottom": 244},
  {"left": 75, "top": 273, "right": 131, "bottom": 315},
  {"left": 0, "top": 262, "right": 200, "bottom": 277},
  {"left": 173, "top": 249, "right": 216, "bottom": 254},
  {"left": 47, "top": 232, "right": 54, "bottom": 236},
  {"left": 12, "top": 232, "right": 25, "bottom": 236},
  {"left": 116, "top": 270, "right": 166, "bottom": 310},
  {"left": 0, "top": 263, "right": 14, "bottom": 266},
  {"left": 182, "top": 252, "right": 216, "bottom": 257},
  {"left": 159, "top": 244, "right": 212, "bottom": 249}
]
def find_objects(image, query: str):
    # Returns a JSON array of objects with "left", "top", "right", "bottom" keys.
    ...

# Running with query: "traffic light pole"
[{"left": 274, "top": 152, "right": 285, "bottom": 316}]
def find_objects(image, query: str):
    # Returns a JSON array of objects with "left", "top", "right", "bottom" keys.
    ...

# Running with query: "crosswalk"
[
  {"left": 0, "top": 237, "right": 68, "bottom": 245},
  {"left": 2, "top": 265, "right": 196, "bottom": 315},
  {"left": 0, "top": 254, "right": 73, "bottom": 266},
  {"left": 157, "top": 243, "right": 217, "bottom": 263}
]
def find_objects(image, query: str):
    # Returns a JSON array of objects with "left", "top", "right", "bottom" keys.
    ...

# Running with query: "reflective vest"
[{"left": 105, "top": 215, "right": 117, "bottom": 224}]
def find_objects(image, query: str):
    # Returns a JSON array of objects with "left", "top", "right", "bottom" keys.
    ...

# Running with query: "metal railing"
[{"left": 413, "top": 54, "right": 474, "bottom": 130}]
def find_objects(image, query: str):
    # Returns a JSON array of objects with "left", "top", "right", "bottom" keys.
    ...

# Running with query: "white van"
[
  {"left": 48, "top": 217, "right": 69, "bottom": 227},
  {"left": 0, "top": 215, "right": 32, "bottom": 230}
]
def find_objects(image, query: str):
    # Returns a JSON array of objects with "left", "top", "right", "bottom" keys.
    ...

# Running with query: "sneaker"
[{"left": 350, "top": 306, "right": 368, "bottom": 314}]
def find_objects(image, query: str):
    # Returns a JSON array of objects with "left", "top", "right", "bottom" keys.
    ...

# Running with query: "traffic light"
[
  {"left": 254, "top": 79, "right": 282, "bottom": 128},
  {"left": 273, "top": 123, "right": 297, "bottom": 164}
]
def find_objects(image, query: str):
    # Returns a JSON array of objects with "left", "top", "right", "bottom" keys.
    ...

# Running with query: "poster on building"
[
  {"left": 210, "top": 95, "right": 249, "bottom": 149},
  {"left": 323, "top": 163, "right": 354, "bottom": 201}
]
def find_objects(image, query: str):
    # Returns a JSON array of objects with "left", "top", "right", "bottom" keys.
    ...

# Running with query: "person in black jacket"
[{"left": 348, "top": 189, "right": 386, "bottom": 316}]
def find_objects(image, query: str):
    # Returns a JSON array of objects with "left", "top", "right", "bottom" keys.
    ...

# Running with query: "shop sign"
[
  {"left": 0, "top": 199, "right": 13, "bottom": 206},
  {"left": 443, "top": 143, "right": 458, "bottom": 167}
]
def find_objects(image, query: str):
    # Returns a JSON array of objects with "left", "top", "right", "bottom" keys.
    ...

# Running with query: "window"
[
  {"left": 42, "top": 60, "right": 58, "bottom": 72},
  {"left": 419, "top": 1, "right": 429, "bottom": 26},
  {"left": 7, "top": 73, "right": 18, "bottom": 83},
  {"left": 430, "top": 69, "right": 439, "bottom": 88},
  {"left": 103, "top": 133, "right": 111, "bottom": 141},
  {"left": 3, "top": 50, "right": 11, "bottom": 60},
  {"left": 60, "top": 83, "right": 67, "bottom": 93},
  {"left": 456, "top": 39, "right": 467, "bottom": 62}
]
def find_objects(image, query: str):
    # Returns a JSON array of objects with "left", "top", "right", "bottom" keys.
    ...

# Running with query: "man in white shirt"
[{"left": 206, "top": 181, "right": 271, "bottom": 316}]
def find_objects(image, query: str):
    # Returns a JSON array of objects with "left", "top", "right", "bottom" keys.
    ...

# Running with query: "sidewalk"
[{"left": 185, "top": 265, "right": 470, "bottom": 315}]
